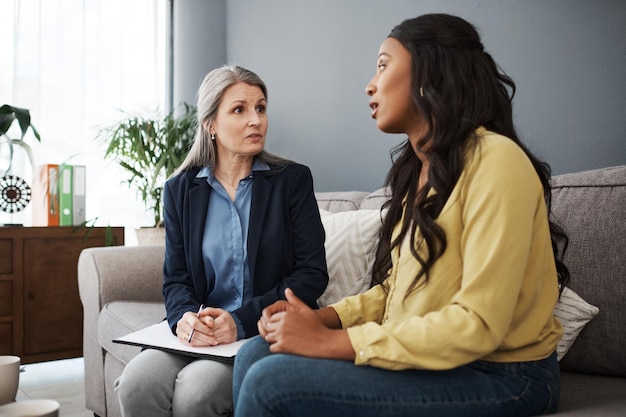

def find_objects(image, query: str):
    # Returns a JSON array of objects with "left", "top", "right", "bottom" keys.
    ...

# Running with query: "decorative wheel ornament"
[{"left": 0, "top": 175, "right": 32, "bottom": 213}]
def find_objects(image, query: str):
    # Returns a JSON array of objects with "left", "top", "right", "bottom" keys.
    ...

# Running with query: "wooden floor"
[{"left": 19, "top": 357, "right": 92, "bottom": 417}]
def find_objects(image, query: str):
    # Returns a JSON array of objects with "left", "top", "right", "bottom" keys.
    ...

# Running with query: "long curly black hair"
[{"left": 371, "top": 14, "right": 570, "bottom": 294}]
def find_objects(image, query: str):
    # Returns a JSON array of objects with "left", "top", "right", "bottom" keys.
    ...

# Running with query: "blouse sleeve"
[{"left": 331, "top": 283, "right": 388, "bottom": 327}]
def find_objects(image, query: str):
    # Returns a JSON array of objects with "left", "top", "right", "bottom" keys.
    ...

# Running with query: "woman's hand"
[
  {"left": 258, "top": 289, "right": 356, "bottom": 360},
  {"left": 176, "top": 307, "right": 217, "bottom": 347},
  {"left": 176, "top": 306, "right": 237, "bottom": 346},
  {"left": 201, "top": 308, "right": 238, "bottom": 344}
]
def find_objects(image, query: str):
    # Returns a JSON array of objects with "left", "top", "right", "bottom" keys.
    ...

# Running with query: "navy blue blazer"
[{"left": 162, "top": 162, "right": 328, "bottom": 338}]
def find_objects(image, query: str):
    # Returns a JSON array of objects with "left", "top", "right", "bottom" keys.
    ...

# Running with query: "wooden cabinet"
[{"left": 0, "top": 226, "right": 124, "bottom": 363}]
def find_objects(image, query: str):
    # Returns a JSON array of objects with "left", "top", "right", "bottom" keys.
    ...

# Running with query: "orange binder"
[{"left": 32, "top": 164, "right": 60, "bottom": 226}]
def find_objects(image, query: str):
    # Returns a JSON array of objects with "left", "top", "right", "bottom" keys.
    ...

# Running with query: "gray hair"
[{"left": 175, "top": 65, "right": 287, "bottom": 175}]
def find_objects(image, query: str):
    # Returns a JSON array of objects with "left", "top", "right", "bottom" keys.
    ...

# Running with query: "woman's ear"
[{"left": 203, "top": 120, "right": 212, "bottom": 135}]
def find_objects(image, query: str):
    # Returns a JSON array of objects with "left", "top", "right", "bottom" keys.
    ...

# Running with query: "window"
[{"left": 1, "top": 0, "right": 167, "bottom": 241}]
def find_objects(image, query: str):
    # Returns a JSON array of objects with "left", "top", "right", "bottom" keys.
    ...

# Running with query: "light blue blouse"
[{"left": 196, "top": 159, "right": 269, "bottom": 337}]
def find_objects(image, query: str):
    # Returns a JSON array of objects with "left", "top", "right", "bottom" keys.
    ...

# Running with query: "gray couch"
[{"left": 78, "top": 165, "right": 626, "bottom": 417}]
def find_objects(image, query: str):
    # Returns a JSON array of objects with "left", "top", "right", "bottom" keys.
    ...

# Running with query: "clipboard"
[{"left": 113, "top": 320, "right": 249, "bottom": 363}]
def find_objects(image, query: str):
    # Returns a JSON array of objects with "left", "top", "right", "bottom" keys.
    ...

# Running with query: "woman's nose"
[
  {"left": 365, "top": 78, "right": 376, "bottom": 96},
  {"left": 249, "top": 114, "right": 261, "bottom": 126}
]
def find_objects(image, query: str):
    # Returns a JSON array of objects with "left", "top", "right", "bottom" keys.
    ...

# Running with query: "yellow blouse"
[{"left": 331, "top": 128, "right": 563, "bottom": 371}]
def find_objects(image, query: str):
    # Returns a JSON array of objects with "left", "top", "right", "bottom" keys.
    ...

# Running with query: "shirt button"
[{"left": 359, "top": 350, "right": 366, "bottom": 357}]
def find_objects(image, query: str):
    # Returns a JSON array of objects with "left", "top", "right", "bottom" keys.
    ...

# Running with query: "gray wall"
[
  {"left": 173, "top": 0, "right": 626, "bottom": 192},
  {"left": 171, "top": 0, "right": 226, "bottom": 111}
]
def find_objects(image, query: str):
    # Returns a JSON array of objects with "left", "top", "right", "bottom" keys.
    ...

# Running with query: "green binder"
[{"left": 58, "top": 164, "right": 73, "bottom": 226}]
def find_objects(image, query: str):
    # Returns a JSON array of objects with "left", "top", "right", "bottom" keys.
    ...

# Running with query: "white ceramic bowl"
[
  {"left": 0, "top": 356, "right": 20, "bottom": 406},
  {"left": 0, "top": 399, "right": 60, "bottom": 417}
]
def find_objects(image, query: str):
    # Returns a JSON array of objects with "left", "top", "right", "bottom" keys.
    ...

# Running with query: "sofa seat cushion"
[
  {"left": 557, "top": 371, "right": 626, "bottom": 416},
  {"left": 99, "top": 301, "right": 166, "bottom": 365}
]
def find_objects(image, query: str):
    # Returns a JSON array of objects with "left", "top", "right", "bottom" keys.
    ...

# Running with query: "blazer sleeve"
[
  {"left": 232, "top": 164, "right": 329, "bottom": 337},
  {"left": 161, "top": 174, "right": 200, "bottom": 333}
]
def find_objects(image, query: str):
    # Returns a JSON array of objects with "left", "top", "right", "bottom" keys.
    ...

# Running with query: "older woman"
[{"left": 115, "top": 65, "right": 328, "bottom": 417}]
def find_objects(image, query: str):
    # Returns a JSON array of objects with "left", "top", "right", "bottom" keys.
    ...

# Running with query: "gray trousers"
[{"left": 115, "top": 348, "right": 233, "bottom": 417}]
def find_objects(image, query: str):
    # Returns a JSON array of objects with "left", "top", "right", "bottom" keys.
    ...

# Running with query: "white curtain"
[{"left": 0, "top": 0, "right": 166, "bottom": 239}]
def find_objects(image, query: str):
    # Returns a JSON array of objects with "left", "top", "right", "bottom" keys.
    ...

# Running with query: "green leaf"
[{"left": 0, "top": 104, "right": 41, "bottom": 141}]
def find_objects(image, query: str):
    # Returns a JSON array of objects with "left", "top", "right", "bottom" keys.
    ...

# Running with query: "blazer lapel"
[
  {"left": 248, "top": 172, "right": 273, "bottom": 276},
  {"left": 188, "top": 174, "right": 210, "bottom": 298}
]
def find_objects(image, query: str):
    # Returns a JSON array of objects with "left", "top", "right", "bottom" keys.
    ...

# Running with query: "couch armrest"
[
  {"left": 77, "top": 245, "right": 165, "bottom": 417},
  {"left": 78, "top": 245, "right": 165, "bottom": 309}
]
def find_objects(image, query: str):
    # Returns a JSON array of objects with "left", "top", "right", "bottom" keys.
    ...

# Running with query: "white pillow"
[
  {"left": 317, "top": 209, "right": 384, "bottom": 307},
  {"left": 553, "top": 287, "right": 599, "bottom": 361}
]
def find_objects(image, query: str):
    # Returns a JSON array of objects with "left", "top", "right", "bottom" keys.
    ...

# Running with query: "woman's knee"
[
  {"left": 233, "top": 336, "right": 272, "bottom": 401},
  {"left": 170, "top": 360, "right": 233, "bottom": 417},
  {"left": 115, "top": 360, "right": 157, "bottom": 411},
  {"left": 236, "top": 357, "right": 277, "bottom": 412},
  {"left": 235, "top": 336, "right": 271, "bottom": 370},
  {"left": 236, "top": 355, "right": 318, "bottom": 415},
  {"left": 116, "top": 353, "right": 153, "bottom": 399},
  {"left": 116, "top": 349, "right": 188, "bottom": 411},
  {"left": 238, "top": 354, "right": 303, "bottom": 399}
]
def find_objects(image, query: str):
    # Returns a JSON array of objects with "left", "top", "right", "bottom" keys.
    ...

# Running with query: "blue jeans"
[{"left": 233, "top": 336, "right": 560, "bottom": 417}]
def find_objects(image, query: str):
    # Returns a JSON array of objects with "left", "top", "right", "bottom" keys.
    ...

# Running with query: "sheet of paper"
[{"left": 113, "top": 320, "right": 249, "bottom": 363}]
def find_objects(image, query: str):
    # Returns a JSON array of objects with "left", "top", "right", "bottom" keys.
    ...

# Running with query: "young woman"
[
  {"left": 232, "top": 14, "right": 569, "bottom": 417},
  {"left": 115, "top": 65, "right": 328, "bottom": 417}
]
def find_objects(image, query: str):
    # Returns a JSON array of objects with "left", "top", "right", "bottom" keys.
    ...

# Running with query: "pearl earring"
[{"left": 211, "top": 134, "right": 215, "bottom": 141}]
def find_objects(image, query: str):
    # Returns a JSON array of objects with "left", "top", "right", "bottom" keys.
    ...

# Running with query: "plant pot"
[{"left": 134, "top": 227, "right": 165, "bottom": 246}]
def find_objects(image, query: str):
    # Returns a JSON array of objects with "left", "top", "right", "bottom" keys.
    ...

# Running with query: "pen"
[{"left": 187, "top": 304, "right": 204, "bottom": 343}]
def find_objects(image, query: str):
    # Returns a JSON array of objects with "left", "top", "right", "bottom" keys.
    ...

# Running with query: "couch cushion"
[
  {"left": 550, "top": 165, "right": 626, "bottom": 376},
  {"left": 315, "top": 191, "right": 370, "bottom": 212},
  {"left": 557, "top": 371, "right": 626, "bottom": 415},
  {"left": 317, "top": 209, "right": 384, "bottom": 307},
  {"left": 360, "top": 187, "right": 390, "bottom": 210},
  {"left": 99, "top": 301, "right": 166, "bottom": 366}
]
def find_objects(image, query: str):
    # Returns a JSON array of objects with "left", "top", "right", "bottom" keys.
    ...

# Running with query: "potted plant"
[
  {"left": 0, "top": 104, "right": 41, "bottom": 176},
  {"left": 96, "top": 103, "right": 197, "bottom": 242}
]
